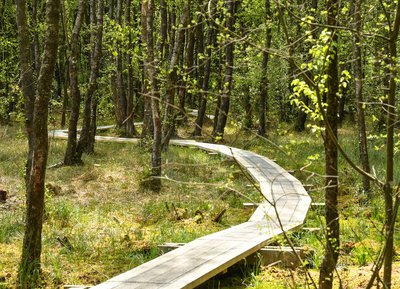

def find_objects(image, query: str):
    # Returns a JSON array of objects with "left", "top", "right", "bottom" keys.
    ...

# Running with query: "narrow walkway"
[{"left": 50, "top": 129, "right": 311, "bottom": 289}]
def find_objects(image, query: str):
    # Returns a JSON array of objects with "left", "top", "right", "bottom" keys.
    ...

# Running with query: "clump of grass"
[
  {"left": 3, "top": 121, "right": 398, "bottom": 288},
  {"left": 1, "top": 125, "right": 257, "bottom": 287},
  {"left": 0, "top": 211, "right": 24, "bottom": 244}
]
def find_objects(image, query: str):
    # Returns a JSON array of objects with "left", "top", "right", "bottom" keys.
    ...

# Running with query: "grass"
[
  {"left": 1, "top": 119, "right": 399, "bottom": 288},
  {"left": 0, "top": 123, "right": 257, "bottom": 288}
]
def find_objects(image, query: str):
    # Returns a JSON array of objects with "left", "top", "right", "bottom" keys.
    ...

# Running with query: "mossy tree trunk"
[{"left": 16, "top": 0, "right": 60, "bottom": 286}]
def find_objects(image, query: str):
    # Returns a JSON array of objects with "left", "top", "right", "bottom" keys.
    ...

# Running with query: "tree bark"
[
  {"left": 167, "top": 4, "right": 176, "bottom": 63},
  {"left": 180, "top": 15, "right": 196, "bottom": 119},
  {"left": 31, "top": 0, "right": 41, "bottom": 74},
  {"left": 125, "top": 0, "right": 137, "bottom": 136},
  {"left": 294, "top": 0, "right": 317, "bottom": 132},
  {"left": 213, "top": 48, "right": 223, "bottom": 133},
  {"left": 213, "top": 0, "right": 236, "bottom": 140},
  {"left": 158, "top": 0, "right": 168, "bottom": 59},
  {"left": 383, "top": 2, "right": 400, "bottom": 288},
  {"left": 143, "top": 0, "right": 162, "bottom": 191},
  {"left": 60, "top": 0, "right": 69, "bottom": 127},
  {"left": 77, "top": 0, "right": 104, "bottom": 158},
  {"left": 15, "top": 0, "right": 35, "bottom": 185},
  {"left": 352, "top": 0, "right": 371, "bottom": 193},
  {"left": 162, "top": 0, "right": 190, "bottom": 150},
  {"left": 64, "top": 0, "right": 86, "bottom": 165},
  {"left": 193, "top": 1, "right": 217, "bottom": 136},
  {"left": 319, "top": 1, "right": 340, "bottom": 289},
  {"left": 16, "top": 0, "right": 60, "bottom": 285},
  {"left": 115, "top": 0, "right": 128, "bottom": 133},
  {"left": 140, "top": 0, "right": 153, "bottom": 138},
  {"left": 258, "top": 0, "right": 272, "bottom": 136}
]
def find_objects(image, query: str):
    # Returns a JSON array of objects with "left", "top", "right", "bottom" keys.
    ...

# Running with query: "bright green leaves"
[{"left": 290, "top": 28, "right": 350, "bottom": 133}]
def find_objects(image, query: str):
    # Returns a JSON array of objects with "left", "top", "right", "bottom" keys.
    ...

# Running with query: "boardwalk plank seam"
[{"left": 49, "top": 128, "right": 311, "bottom": 289}]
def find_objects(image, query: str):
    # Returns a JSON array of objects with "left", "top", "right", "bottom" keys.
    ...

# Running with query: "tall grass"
[{"left": 0, "top": 125, "right": 256, "bottom": 287}]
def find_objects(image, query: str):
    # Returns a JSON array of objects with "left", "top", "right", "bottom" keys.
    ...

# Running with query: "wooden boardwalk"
[{"left": 50, "top": 129, "right": 311, "bottom": 289}]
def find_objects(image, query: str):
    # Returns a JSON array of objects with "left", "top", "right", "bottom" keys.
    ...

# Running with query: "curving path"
[{"left": 50, "top": 127, "right": 311, "bottom": 289}]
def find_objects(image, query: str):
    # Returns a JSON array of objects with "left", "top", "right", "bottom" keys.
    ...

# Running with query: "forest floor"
[{"left": 0, "top": 119, "right": 399, "bottom": 288}]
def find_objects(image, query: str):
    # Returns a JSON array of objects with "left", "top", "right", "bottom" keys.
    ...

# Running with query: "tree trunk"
[
  {"left": 64, "top": 0, "right": 86, "bottom": 165},
  {"left": 31, "top": 0, "right": 41, "bottom": 74},
  {"left": 213, "top": 0, "right": 236, "bottom": 140},
  {"left": 125, "top": 0, "right": 137, "bottom": 136},
  {"left": 258, "top": 0, "right": 272, "bottom": 136},
  {"left": 60, "top": 1, "right": 69, "bottom": 127},
  {"left": 143, "top": 0, "right": 162, "bottom": 191},
  {"left": 115, "top": 0, "right": 128, "bottom": 133},
  {"left": 162, "top": 0, "right": 190, "bottom": 150},
  {"left": 16, "top": 0, "right": 60, "bottom": 285},
  {"left": 180, "top": 16, "right": 196, "bottom": 119},
  {"left": 213, "top": 48, "right": 223, "bottom": 133},
  {"left": 383, "top": 3, "right": 400, "bottom": 288},
  {"left": 319, "top": 1, "right": 339, "bottom": 289},
  {"left": 294, "top": 96, "right": 308, "bottom": 132},
  {"left": 15, "top": 0, "right": 35, "bottom": 185},
  {"left": 87, "top": 92, "right": 98, "bottom": 153},
  {"left": 352, "top": 0, "right": 370, "bottom": 193},
  {"left": 77, "top": 0, "right": 104, "bottom": 158},
  {"left": 158, "top": 0, "right": 168, "bottom": 59},
  {"left": 167, "top": 5, "right": 176, "bottom": 63},
  {"left": 193, "top": 1, "right": 217, "bottom": 136},
  {"left": 140, "top": 0, "right": 152, "bottom": 138}
]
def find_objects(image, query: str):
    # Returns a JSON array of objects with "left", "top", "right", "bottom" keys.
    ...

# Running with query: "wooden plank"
[{"left": 49, "top": 129, "right": 312, "bottom": 289}]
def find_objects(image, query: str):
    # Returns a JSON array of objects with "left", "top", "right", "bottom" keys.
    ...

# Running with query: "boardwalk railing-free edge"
[{"left": 50, "top": 129, "right": 311, "bottom": 289}]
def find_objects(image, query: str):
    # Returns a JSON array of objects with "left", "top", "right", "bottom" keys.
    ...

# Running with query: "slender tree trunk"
[
  {"left": 87, "top": 94, "right": 97, "bottom": 152},
  {"left": 213, "top": 0, "right": 236, "bottom": 140},
  {"left": 193, "top": 1, "right": 217, "bottom": 136},
  {"left": 16, "top": 0, "right": 60, "bottom": 285},
  {"left": 319, "top": 1, "right": 339, "bottom": 289},
  {"left": 15, "top": 0, "right": 35, "bottom": 185},
  {"left": 64, "top": 0, "right": 86, "bottom": 165},
  {"left": 140, "top": 0, "right": 152, "bottom": 138},
  {"left": 158, "top": 0, "right": 168, "bottom": 59},
  {"left": 294, "top": 0, "right": 317, "bottom": 132},
  {"left": 258, "top": 0, "right": 272, "bottom": 136},
  {"left": 125, "top": 0, "right": 137, "bottom": 136},
  {"left": 213, "top": 48, "right": 223, "bottom": 133},
  {"left": 352, "top": 0, "right": 370, "bottom": 193},
  {"left": 168, "top": 5, "right": 176, "bottom": 63},
  {"left": 180, "top": 16, "right": 196, "bottom": 120},
  {"left": 162, "top": 0, "right": 190, "bottom": 150},
  {"left": 143, "top": 0, "right": 162, "bottom": 191},
  {"left": 241, "top": 45, "right": 252, "bottom": 129},
  {"left": 383, "top": 3, "right": 400, "bottom": 288},
  {"left": 31, "top": 0, "right": 41, "bottom": 74},
  {"left": 60, "top": 0, "right": 69, "bottom": 127},
  {"left": 109, "top": 0, "right": 123, "bottom": 128},
  {"left": 116, "top": 0, "right": 128, "bottom": 133},
  {"left": 77, "top": 0, "right": 104, "bottom": 158}
]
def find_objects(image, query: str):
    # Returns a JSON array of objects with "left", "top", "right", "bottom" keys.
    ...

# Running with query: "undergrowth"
[{"left": 0, "top": 120, "right": 399, "bottom": 288}]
